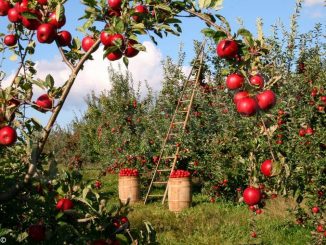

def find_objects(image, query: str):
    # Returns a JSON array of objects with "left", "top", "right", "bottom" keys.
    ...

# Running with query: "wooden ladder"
[{"left": 144, "top": 42, "right": 206, "bottom": 204}]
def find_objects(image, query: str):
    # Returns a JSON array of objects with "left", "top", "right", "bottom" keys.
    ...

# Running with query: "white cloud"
[
  {"left": 24, "top": 41, "right": 164, "bottom": 109},
  {"left": 1, "top": 41, "right": 165, "bottom": 125},
  {"left": 304, "top": 0, "right": 324, "bottom": 6}
]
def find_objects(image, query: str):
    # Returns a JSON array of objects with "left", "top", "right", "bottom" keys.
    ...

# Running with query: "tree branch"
[
  {"left": 184, "top": 9, "right": 232, "bottom": 39},
  {"left": 56, "top": 42, "right": 75, "bottom": 71},
  {"left": 24, "top": 38, "right": 102, "bottom": 183}
]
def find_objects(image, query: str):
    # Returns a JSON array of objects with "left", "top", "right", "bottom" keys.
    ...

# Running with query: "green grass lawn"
[{"left": 78, "top": 166, "right": 311, "bottom": 245}]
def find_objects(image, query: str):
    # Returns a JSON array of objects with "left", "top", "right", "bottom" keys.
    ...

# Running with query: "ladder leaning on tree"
[{"left": 144, "top": 41, "right": 206, "bottom": 205}]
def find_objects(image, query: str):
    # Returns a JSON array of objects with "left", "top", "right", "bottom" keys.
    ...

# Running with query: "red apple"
[
  {"left": 124, "top": 40, "right": 139, "bottom": 58},
  {"left": 36, "top": 94, "right": 53, "bottom": 110},
  {"left": 22, "top": 16, "right": 41, "bottom": 30},
  {"left": 250, "top": 232, "right": 257, "bottom": 238},
  {"left": 28, "top": 224, "right": 46, "bottom": 241},
  {"left": 132, "top": 5, "right": 148, "bottom": 22},
  {"left": 37, "top": 23, "right": 56, "bottom": 43},
  {"left": 0, "top": 125, "right": 17, "bottom": 146},
  {"left": 15, "top": 0, "right": 28, "bottom": 13},
  {"left": 299, "top": 129, "right": 306, "bottom": 137},
  {"left": 107, "top": 50, "right": 122, "bottom": 61},
  {"left": 255, "top": 209, "right": 263, "bottom": 214},
  {"left": 260, "top": 159, "right": 272, "bottom": 177},
  {"left": 21, "top": 9, "right": 42, "bottom": 30},
  {"left": 226, "top": 73, "right": 244, "bottom": 90},
  {"left": 233, "top": 91, "right": 249, "bottom": 104},
  {"left": 37, "top": 0, "right": 48, "bottom": 5},
  {"left": 102, "top": 33, "right": 124, "bottom": 48},
  {"left": 120, "top": 216, "right": 128, "bottom": 224},
  {"left": 305, "top": 127, "right": 314, "bottom": 135},
  {"left": 94, "top": 180, "right": 102, "bottom": 189},
  {"left": 108, "top": 0, "right": 122, "bottom": 10},
  {"left": 7, "top": 7, "right": 21, "bottom": 23},
  {"left": 56, "top": 198, "right": 74, "bottom": 211},
  {"left": 108, "top": 9, "right": 121, "bottom": 17},
  {"left": 317, "top": 225, "right": 324, "bottom": 233},
  {"left": 236, "top": 97, "right": 258, "bottom": 116},
  {"left": 216, "top": 39, "right": 238, "bottom": 58},
  {"left": 250, "top": 75, "right": 264, "bottom": 88},
  {"left": 243, "top": 187, "right": 261, "bottom": 206},
  {"left": 4, "top": 34, "right": 17, "bottom": 46},
  {"left": 57, "top": 30, "right": 72, "bottom": 46},
  {"left": 0, "top": 0, "right": 10, "bottom": 16},
  {"left": 312, "top": 206, "right": 319, "bottom": 214},
  {"left": 48, "top": 12, "right": 66, "bottom": 28},
  {"left": 256, "top": 90, "right": 276, "bottom": 110},
  {"left": 82, "top": 36, "right": 95, "bottom": 52},
  {"left": 321, "top": 96, "right": 326, "bottom": 103},
  {"left": 249, "top": 205, "right": 256, "bottom": 212}
]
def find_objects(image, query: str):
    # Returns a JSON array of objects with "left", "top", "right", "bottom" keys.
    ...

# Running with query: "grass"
[{"left": 75, "top": 166, "right": 312, "bottom": 244}]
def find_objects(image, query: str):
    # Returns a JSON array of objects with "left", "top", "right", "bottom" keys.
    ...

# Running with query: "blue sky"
[{"left": 0, "top": 0, "right": 324, "bottom": 126}]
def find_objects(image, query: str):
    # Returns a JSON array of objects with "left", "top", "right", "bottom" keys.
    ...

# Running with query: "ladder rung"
[
  {"left": 163, "top": 156, "right": 175, "bottom": 159},
  {"left": 157, "top": 169, "right": 171, "bottom": 172},
  {"left": 153, "top": 181, "right": 168, "bottom": 184},
  {"left": 178, "top": 110, "right": 188, "bottom": 113},
  {"left": 172, "top": 121, "right": 184, "bottom": 125},
  {"left": 179, "top": 100, "right": 191, "bottom": 103},
  {"left": 168, "top": 133, "right": 177, "bottom": 136},
  {"left": 148, "top": 194, "right": 164, "bottom": 197}
]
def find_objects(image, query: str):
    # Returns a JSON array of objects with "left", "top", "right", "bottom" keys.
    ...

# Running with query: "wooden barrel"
[
  {"left": 118, "top": 176, "right": 140, "bottom": 204},
  {"left": 168, "top": 177, "right": 192, "bottom": 212}
]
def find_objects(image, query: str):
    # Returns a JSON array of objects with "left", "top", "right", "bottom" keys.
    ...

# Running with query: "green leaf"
[
  {"left": 55, "top": 3, "right": 65, "bottom": 22},
  {"left": 155, "top": 4, "right": 172, "bottom": 12},
  {"left": 133, "top": 44, "right": 146, "bottom": 52},
  {"left": 123, "top": 56, "right": 129, "bottom": 68},
  {"left": 103, "top": 46, "right": 118, "bottom": 59},
  {"left": 32, "top": 79, "right": 46, "bottom": 89},
  {"left": 199, "top": 0, "right": 224, "bottom": 9},
  {"left": 201, "top": 28, "right": 216, "bottom": 38},
  {"left": 45, "top": 74, "right": 55, "bottom": 89},
  {"left": 215, "top": 14, "right": 231, "bottom": 33},
  {"left": 21, "top": 12, "right": 39, "bottom": 20},
  {"left": 82, "top": 187, "right": 90, "bottom": 199},
  {"left": 114, "top": 19, "right": 125, "bottom": 34},
  {"left": 237, "top": 28, "right": 254, "bottom": 46},
  {"left": 31, "top": 117, "right": 43, "bottom": 131},
  {"left": 55, "top": 212, "right": 65, "bottom": 220},
  {"left": 199, "top": 0, "right": 212, "bottom": 8}
]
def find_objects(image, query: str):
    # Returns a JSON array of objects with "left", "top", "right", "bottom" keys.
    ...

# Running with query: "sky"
[{"left": 0, "top": 0, "right": 325, "bottom": 127}]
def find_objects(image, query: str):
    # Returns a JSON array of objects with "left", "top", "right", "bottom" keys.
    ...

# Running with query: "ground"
[{"left": 79, "top": 166, "right": 311, "bottom": 245}]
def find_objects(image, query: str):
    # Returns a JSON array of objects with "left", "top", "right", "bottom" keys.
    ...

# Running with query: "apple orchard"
[{"left": 0, "top": 0, "right": 325, "bottom": 244}]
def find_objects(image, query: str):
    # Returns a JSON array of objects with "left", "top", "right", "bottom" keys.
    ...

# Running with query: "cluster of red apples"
[
  {"left": 170, "top": 169, "right": 191, "bottom": 178},
  {"left": 0, "top": 0, "right": 72, "bottom": 46},
  {"left": 28, "top": 197, "right": 74, "bottom": 242},
  {"left": 216, "top": 39, "right": 276, "bottom": 116},
  {"left": 0, "top": 93, "right": 52, "bottom": 146},
  {"left": 82, "top": 0, "right": 147, "bottom": 61},
  {"left": 119, "top": 168, "right": 139, "bottom": 177},
  {"left": 0, "top": 0, "right": 142, "bottom": 60}
]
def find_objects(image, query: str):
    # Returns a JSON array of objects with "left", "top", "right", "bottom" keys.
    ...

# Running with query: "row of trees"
[{"left": 48, "top": 18, "right": 325, "bottom": 236}]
